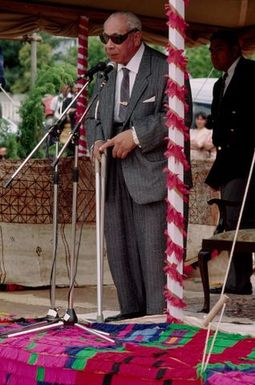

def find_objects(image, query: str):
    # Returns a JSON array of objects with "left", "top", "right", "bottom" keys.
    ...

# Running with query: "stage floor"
[
  {"left": 0, "top": 276, "right": 255, "bottom": 326},
  {"left": 0, "top": 279, "right": 255, "bottom": 384}
]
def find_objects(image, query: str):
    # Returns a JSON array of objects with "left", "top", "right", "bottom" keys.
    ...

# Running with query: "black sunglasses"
[{"left": 99, "top": 28, "right": 139, "bottom": 45}]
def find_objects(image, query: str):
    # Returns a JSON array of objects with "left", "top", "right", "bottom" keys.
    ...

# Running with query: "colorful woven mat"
[{"left": 0, "top": 317, "right": 254, "bottom": 385}]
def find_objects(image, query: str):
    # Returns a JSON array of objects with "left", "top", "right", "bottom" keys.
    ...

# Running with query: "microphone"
[
  {"left": 77, "top": 61, "right": 107, "bottom": 80},
  {"left": 101, "top": 62, "right": 115, "bottom": 83},
  {"left": 103, "top": 62, "right": 115, "bottom": 76}
]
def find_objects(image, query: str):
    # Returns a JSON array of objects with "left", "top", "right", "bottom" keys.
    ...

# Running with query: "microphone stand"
[
  {"left": 47, "top": 137, "right": 60, "bottom": 321},
  {"left": 50, "top": 83, "right": 104, "bottom": 316},
  {"left": 3, "top": 70, "right": 115, "bottom": 343},
  {"left": 1, "top": 77, "right": 89, "bottom": 334},
  {"left": 51, "top": 76, "right": 109, "bottom": 324}
]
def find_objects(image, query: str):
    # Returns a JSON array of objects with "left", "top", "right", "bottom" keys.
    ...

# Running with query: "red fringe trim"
[
  {"left": 165, "top": 5, "right": 188, "bottom": 37},
  {"left": 164, "top": 140, "right": 190, "bottom": 171},
  {"left": 166, "top": 78, "right": 186, "bottom": 103},
  {"left": 164, "top": 289, "right": 186, "bottom": 308},
  {"left": 166, "top": 44, "right": 187, "bottom": 72},
  {"left": 164, "top": 261, "right": 184, "bottom": 286},
  {"left": 165, "top": 233, "right": 185, "bottom": 262},
  {"left": 164, "top": 169, "right": 190, "bottom": 200},
  {"left": 165, "top": 108, "right": 189, "bottom": 140},
  {"left": 166, "top": 205, "right": 186, "bottom": 234}
]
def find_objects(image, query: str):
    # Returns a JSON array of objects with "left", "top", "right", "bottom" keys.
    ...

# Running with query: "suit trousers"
[
  {"left": 104, "top": 158, "right": 167, "bottom": 315},
  {"left": 221, "top": 177, "right": 255, "bottom": 291}
]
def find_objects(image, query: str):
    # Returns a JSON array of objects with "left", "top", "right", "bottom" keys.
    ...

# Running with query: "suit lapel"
[
  {"left": 214, "top": 58, "right": 242, "bottom": 112},
  {"left": 100, "top": 69, "right": 117, "bottom": 137},
  {"left": 123, "top": 46, "right": 152, "bottom": 126}
]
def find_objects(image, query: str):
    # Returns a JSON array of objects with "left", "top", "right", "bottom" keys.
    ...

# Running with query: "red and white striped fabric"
[
  {"left": 76, "top": 16, "right": 89, "bottom": 156},
  {"left": 165, "top": 0, "right": 189, "bottom": 322}
]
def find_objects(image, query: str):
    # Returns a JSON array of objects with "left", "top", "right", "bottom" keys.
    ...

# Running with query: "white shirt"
[
  {"left": 224, "top": 56, "right": 241, "bottom": 93},
  {"left": 114, "top": 43, "right": 145, "bottom": 121}
]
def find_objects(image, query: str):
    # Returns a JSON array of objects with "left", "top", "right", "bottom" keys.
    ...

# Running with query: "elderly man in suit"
[
  {"left": 86, "top": 11, "right": 192, "bottom": 321},
  {"left": 206, "top": 30, "right": 255, "bottom": 295}
]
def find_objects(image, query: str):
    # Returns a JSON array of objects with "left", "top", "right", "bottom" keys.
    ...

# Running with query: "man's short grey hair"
[{"left": 104, "top": 11, "right": 142, "bottom": 31}]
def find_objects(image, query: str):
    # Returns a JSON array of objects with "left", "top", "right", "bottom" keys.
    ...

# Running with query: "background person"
[
  {"left": 206, "top": 30, "right": 255, "bottom": 295},
  {"left": 86, "top": 11, "right": 192, "bottom": 322},
  {"left": 50, "top": 84, "right": 72, "bottom": 122},
  {"left": 190, "top": 111, "right": 215, "bottom": 160},
  {"left": 46, "top": 84, "right": 76, "bottom": 155}
]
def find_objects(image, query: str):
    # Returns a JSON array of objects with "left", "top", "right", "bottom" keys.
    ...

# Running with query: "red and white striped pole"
[
  {"left": 164, "top": 0, "right": 189, "bottom": 322},
  {"left": 76, "top": 16, "right": 89, "bottom": 156}
]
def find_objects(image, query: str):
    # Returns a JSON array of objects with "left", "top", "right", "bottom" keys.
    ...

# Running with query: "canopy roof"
[{"left": 1, "top": 0, "right": 255, "bottom": 53}]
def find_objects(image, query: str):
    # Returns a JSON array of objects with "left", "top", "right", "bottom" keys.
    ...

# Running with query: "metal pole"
[
  {"left": 47, "top": 140, "right": 60, "bottom": 320},
  {"left": 31, "top": 38, "right": 37, "bottom": 87},
  {"left": 95, "top": 157, "right": 103, "bottom": 321}
]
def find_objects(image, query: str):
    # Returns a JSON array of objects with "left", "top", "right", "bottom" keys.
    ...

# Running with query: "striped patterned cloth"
[{"left": 0, "top": 317, "right": 254, "bottom": 384}]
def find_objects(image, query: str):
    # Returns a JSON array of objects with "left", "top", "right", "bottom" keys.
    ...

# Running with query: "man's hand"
[
  {"left": 99, "top": 129, "right": 137, "bottom": 159},
  {"left": 92, "top": 140, "right": 105, "bottom": 161}
]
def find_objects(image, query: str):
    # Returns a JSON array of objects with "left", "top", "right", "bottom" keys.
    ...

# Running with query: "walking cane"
[{"left": 95, "top": 153, "right": 106, "bottom": 322}]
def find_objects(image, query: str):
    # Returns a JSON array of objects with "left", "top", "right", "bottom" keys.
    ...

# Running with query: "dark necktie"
[
  {"left": 119, "top": 67, "right": 130, "bottom": 122},
  {"left": 218, "top": 72, "right": 228, "bottom": 105}
]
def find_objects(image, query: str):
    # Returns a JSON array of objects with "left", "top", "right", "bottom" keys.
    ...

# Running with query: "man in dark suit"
[
  {"left": 86, "top": 11, "right": 192, "bottom": 321},
  {"left": 206, "top": 30, "right": 255, "bottom": 295}
]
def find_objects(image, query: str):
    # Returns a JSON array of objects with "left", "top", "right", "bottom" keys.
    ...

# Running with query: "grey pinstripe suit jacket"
[{"left": 86, "top": 45, "right": 170, "bottom": 205}]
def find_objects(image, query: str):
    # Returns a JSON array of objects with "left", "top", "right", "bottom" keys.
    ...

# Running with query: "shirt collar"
[
  {"left": 225, "top": 56, "right": 241, "bottom": 78},
  {"left": 117, "top": 43, "right": 145, "bottom": 74}
]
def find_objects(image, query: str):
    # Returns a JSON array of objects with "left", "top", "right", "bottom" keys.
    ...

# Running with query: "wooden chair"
[{"left": 197, "top": 198, "right": 255, "bottom": 313}]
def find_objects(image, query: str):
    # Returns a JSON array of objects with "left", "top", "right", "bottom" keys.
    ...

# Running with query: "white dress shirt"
[{"left": 114, "top": 43, "right": 145, "bottom": 121}]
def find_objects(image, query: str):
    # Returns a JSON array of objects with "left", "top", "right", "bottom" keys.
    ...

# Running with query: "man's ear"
[{"left": 134, "top": 31, "right": 142, "bottom": 47}]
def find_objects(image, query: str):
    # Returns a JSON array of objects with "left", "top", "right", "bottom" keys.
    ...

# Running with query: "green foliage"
[
  {"left": 36, "top": 62, "right": 76, "bottom": 90},
  {"left": 18, "top": 63, "right": 76, "bottom": 158},
  {"left": 1, "top": 33, "right": 73, "bottom": 94},
  {"left": 11, "top": 41, "right": 54, "bottom": 94},
  {"left": 16, "top": 36, "right": 108, "bottom": 158},
  {"left": 5, "top": 134, "right": 18, "bottom": 159},
  {"left": 186, "top": 45, "right": 221, "bottom": 78},
  {"left": 0, "top": 40, "right": 24, "bottom": 92},
  {"left": 87, "top": 37, "right": 107, "bottom": 96},
  {"left": 1, "top": 36, "right": 79, "bottom": 158},
  {"left": 39, "top": 32, "right": 61, "bottom": 49},
  {"left": 18, "top": 89, "right": 44, "bottom": 158},
  {"left": 63, "top": 46, "right": 78, "bottom": 67},
  {"left": 88, "top": 37, "right": 106, "bottom": 66},
  {"left": 0, "top": 118, "right": 19, "bottom": 159},
  {"left": 17, "top": 36, "right": 107, "bottom": 158}
]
